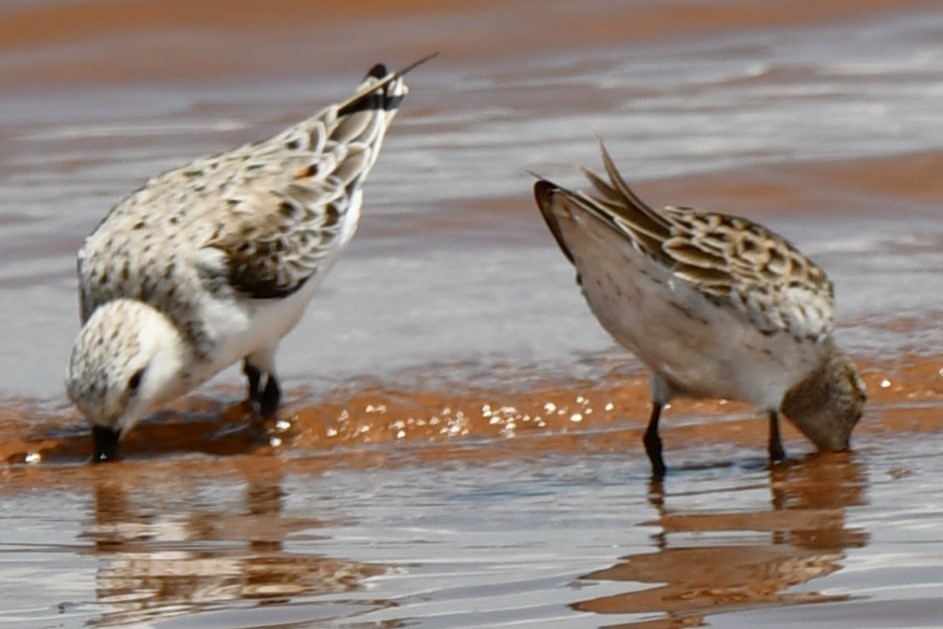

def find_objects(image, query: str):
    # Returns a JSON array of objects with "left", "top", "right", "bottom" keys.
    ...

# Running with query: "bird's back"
[
  {"left": 78, "top": 64, "right": 409, "bottom": 326},
  {"left": 535, "top": 145, "right": 837, "bottom": 407}
]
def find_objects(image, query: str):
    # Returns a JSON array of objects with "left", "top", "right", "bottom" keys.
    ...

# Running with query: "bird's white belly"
[
  {"left": 564, "top": 219, "right": 819, "bottom": 410},
  {"left": 195, "top": 200, "right": 362, "bottom": 379}
]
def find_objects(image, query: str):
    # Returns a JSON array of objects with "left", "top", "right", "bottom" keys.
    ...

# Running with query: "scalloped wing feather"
[
  {"left": 565, "top": 144, "right": 836, "bottom": 341},
  {"left": 196, "top": 70, "right": 405, "bottom": 299},
  {"left": 659, "top": 206, "right": 834, "bottom": 339},
  {"left": 202, "top": 180, "right": 351, "bottom": 299},
  {"left": 78, "top": 63, "right": 409, "bottom": 308}
]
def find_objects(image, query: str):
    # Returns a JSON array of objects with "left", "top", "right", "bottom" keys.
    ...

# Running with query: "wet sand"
[
  {"left": 4, "top": 1, "right": 943, "bottom": 627},
  {"left": 6, "top": 366, "right": 943, "bottom": 627}
]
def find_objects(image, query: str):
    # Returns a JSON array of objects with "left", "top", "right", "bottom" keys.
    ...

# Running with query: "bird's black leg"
[
  {"left": 243, "top": 360, "right": 263, "bottom": 403},
  {"left": 768, "top": 410, "right": 786, "bottom": 463},
  {"left": 259, "top": 375, "right": 281, "bottom": 419},
  {"left": 643, "top": 401, "right": 666, "bottom": 479}
]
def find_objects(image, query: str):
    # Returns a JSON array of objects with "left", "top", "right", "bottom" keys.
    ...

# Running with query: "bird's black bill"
[{"left": 92, "top": 425, "right": 122, "bottom": 463}]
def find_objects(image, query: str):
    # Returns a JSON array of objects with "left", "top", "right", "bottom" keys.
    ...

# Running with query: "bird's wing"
[
  {"left": 535, "top": 141, "right": 835, "bottom": 340},
  {"left": 659, "top": 204, "right": 834, "bottom": 339},
  {"left": 197, "top": 63, "right": 412, "bottom": 299}
]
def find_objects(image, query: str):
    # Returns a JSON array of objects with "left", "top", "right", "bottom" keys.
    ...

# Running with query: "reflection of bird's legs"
[
  {"left": 92, "top": 479, "right": 133, "bottom": 550},
  {"left": 647, "top": 476, "right": 668, "bottom": 551},
  {"left": 246, "top": 473, "right": 285, "bottom": 553},
  {"left": 768, "top": 461, "right": 789, "bottom": 545}
]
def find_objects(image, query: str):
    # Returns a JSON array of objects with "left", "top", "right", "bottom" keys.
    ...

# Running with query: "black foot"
[
  {"left": 259, "top": 376, "right": 281, "bottom": 419},
  {"left": 645, "top": 431, "right": 666, "bottom": 479},
  {"left": 644, "top": 402, "right": 666, "bottom": 479},
  {"left": 91, "top": 425, "right": 122, "bottom": 463},
  {"left": 243, "top": 361, "right": 262, "bottom": 403},
  {"left": 768, "top": 411, "right": 787, "bottom": 464}
]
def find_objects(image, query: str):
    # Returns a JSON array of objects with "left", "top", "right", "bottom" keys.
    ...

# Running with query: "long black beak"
[{"left": 92, "top": 425, "right": 122, "bottom": 463}]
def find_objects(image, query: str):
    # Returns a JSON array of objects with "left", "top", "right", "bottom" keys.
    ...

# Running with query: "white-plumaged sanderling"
[
  {"left": 67, "top": 55, "right": 434, "bottom": 462},
  {"left": 534, "top": 142, "right": 866, "bottom": 478}
]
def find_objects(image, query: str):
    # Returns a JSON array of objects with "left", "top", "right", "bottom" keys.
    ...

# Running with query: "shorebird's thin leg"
[
  {"left": 768, "top": 410, "right": 786, "bottom": 463},
  {"left": 243, "top": 360, "right": 262, "bottom": 403},
  {"left": 259, "top": 375, "right": 281, "bottom": 419},
  {"left": 643, "top": 401, "right": 666, "bottom": 478}
]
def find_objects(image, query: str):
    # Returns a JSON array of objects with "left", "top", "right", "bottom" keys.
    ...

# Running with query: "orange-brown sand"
[{"left": 2, "top": 356, "right": 941, "bottom": 491}]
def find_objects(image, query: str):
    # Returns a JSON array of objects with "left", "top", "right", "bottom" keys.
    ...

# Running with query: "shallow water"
[
  {"left": 3, "top": 1, "right": 943, "bottom": 627},
  {"left": 6, "top": 416, "right": 943, "bottom": 628}
]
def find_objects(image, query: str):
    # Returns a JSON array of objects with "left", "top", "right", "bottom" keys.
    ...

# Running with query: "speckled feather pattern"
[
  {"left": 67, "top": 62, "right": 418, "bottom": 435},
  {"left": 576, "top": 146, "right": 834, "bottom": 344},
  {"left": 77, "top": 69, "right": 402, "bottom": 359},
  {"left": 535, "top": 143, "right": 865, "bottom": 452}
]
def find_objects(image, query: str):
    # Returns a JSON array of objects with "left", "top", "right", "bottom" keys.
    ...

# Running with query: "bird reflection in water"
[
  {"left": 573, "top": 453, "right": 869, "bottom": 628},
  {"left": 82, "top": 466, "right": 388, "bottom": 626}
]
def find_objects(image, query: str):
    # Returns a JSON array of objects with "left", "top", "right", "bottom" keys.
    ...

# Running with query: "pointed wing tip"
[
  {"left": 532, "top": 179, "right": 578, "bottom": 265},
  {"left": 366, "top": 63, "right": 389, "bottom": 79},
  {"left": 533, "top": 179, "right": 558, "bottom": 208}
]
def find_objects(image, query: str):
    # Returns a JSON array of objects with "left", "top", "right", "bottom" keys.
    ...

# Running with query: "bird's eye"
[{"left": 128, "top": 368, "right": 145, "bottom": 392}]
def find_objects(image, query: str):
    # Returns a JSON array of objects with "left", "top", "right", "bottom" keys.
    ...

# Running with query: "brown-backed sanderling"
[
  {"left": 67, "top": 56, "right": 434, "bottom": 462},
  {"left": 534, "top": 142, "right": 866, "bottom": 477}
]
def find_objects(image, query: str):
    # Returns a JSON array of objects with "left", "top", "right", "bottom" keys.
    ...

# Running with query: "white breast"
[
  {"left": 559, "top": 208, "right": 821, "bottom": 410},
  {"left": 188, "top": 194, "right": 364, "bottom": 380}
]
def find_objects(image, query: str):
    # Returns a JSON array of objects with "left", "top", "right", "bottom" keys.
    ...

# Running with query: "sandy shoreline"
[{"left": 3, "top": 354, "right": 941, "bottom": 477}]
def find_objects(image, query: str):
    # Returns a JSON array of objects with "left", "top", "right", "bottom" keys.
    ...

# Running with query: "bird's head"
[
  {"left": 782, "top": 343, "right": 866, "bottom": 451},
  {"left": 66, "top": 299, "right": 186, "bottom": 462}
]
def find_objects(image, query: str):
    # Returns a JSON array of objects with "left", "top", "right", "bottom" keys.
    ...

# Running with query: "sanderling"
[
  {"left": 67, "top": 55, "right": 434, "bottom": 462},
  {"left": 534, "top": 142, "right": 866, "bottom": 478}
]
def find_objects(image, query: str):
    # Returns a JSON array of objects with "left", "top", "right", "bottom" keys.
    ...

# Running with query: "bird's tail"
[
  {"left": 273, "top": 53, "right": 435, "bottom": 201},
  {"left": 580, "top": 141, "right": 669, "bottom": 240},
  {"left": 302, "top": 53, "right": 436, "bottom": 186},
  {"left": 336, "top": 53, "right": 437, "bottom": 118}
]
